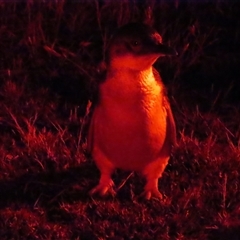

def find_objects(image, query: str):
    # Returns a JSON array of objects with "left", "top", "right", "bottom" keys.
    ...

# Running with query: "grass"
[{"left": 0, "top": 0, "right": 240, "bottom": 239}]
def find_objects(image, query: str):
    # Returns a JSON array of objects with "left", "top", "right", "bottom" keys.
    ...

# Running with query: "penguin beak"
[{"left": 154, "top": 43, "right": 177, "bottom": 56}]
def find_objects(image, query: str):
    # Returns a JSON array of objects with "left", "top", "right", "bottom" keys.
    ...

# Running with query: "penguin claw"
[
  {"left": 141, "top": 189, "right": 163, "bottom": 200},
  {"left": 89, "top": 181, "right": 116, "bottom": 197}
]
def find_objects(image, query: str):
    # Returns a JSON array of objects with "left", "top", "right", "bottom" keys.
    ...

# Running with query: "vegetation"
[{"left": 0, "top": 0, "right": 239, "bottom": 239}]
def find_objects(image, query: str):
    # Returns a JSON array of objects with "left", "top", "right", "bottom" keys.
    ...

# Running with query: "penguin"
[{"left": 87, "top": 22, "right": 177, "bottom": 200}]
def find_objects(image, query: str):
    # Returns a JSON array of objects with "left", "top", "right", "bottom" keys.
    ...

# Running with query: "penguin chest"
[{"left": 92, "top": 84, "right": 167, "bottom": 171}]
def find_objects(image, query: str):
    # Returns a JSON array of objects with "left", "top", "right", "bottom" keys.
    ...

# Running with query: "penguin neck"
[
  {"left": 106, "top": 66, "right": 157, "bottom": 89},
  {"left": 100, "top": 65, "right": 163, "bottom": 103}
]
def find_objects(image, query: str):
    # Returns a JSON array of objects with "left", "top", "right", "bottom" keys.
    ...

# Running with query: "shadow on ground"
[{"left": 0, "top": 161, "right": 97, "bottom": 210}]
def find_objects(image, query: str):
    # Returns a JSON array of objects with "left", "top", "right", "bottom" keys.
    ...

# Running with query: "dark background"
[{"left": 0, "top": 0, "right": 239, "bottom": 112}]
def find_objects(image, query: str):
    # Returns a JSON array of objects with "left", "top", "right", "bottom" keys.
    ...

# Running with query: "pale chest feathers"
[
  {"left": 93, "top": 67, "right": 167, "bottom": 169},
  {"left": 99, "top": 67, "right": 166, "bottom": 118}
]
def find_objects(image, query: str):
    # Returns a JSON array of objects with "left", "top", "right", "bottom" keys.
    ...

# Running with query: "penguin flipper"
[
  {"left": 164, "top": 97, "right": 177, "bottom": 148},
  {"left": 87, "top": 108, "right": 94, "bottom": 154}
]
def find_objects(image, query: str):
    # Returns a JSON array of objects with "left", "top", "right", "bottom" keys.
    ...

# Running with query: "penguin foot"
[
  {"left": 141, "top": 177, "right": 163, "bottom": 200},
  {"left": 89, "top": 179, "right": 115, "bottom": 197},
  {"left": 141, "top": 188, "right": 163, "bottom": 200}
]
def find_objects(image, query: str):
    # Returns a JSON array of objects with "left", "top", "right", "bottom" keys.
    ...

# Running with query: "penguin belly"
[{"left": 91, "top": 92, "right": 167, "bottom": 172}]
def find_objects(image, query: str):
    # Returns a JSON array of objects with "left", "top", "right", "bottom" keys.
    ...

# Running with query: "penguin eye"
[
  {"left": 130, "top": 40, "right": 141, "bottom": 47},
  {"left": 129, "top": 40, "right": 142, "bottom": 52},
  {"left": 132, "top": 41, "right": 139, "bottom": 46}
]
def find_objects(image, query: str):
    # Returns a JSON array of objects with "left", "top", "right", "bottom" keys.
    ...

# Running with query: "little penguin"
[{"left": 87, "top": 22, "right": 177, "bottom": 200}]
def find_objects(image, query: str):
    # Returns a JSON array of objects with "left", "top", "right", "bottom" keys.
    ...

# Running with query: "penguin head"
[{"left": 107, "top": 23, "right": 176, "bottom": 71}]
